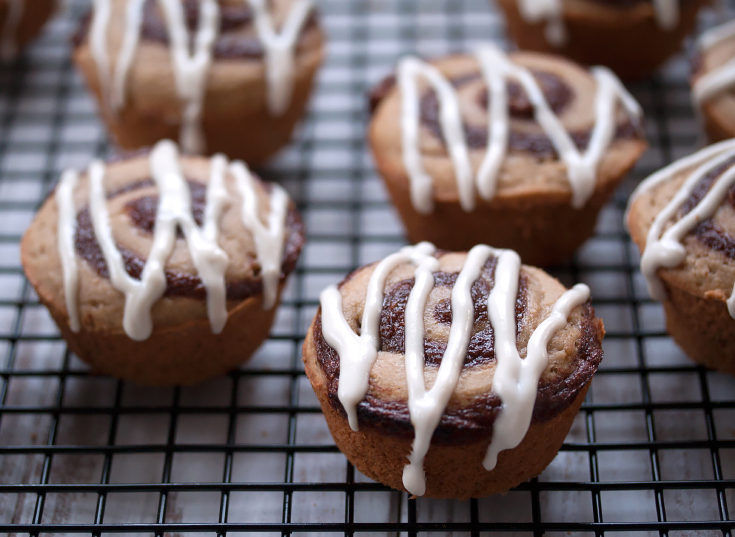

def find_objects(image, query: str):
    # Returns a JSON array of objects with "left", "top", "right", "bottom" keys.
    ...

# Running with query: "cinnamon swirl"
[
  {"left": 21, "top": 140, "right": 305, "bottom": 385},
  {"left": 302, "top": 242, "right": 604, "bottom": 499}
]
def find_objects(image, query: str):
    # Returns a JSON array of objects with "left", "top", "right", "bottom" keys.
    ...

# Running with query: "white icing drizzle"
[
  {"left": 0, "top": 0, "right": 25, "bottom": 62},
  {"left": 90, "top": 0, "right": 113, "bottom": 106},
  {"left": 398, "top": 44, "right": 642, "bottom": 213},
  {"left": 230, "top": 160, "right": 289, "bottom": 310},
  {"left": 517, "top": 0, "right": 566, "bottom": 47},
  {"left": 320, "top": 242, "right": 438, "bottom": 431},
  {"left": 56, "top": 169, "right": 82, "bottom": 333},
  {"left": 319, "top": 242, "right": 591, "bottom": 496},
  {"left": 158, "top": 0, "right": 219, "bottom": 154},
  {"left": 55, "top": 139, "right": 290, "bottom": 340},
  {"left": 247, "top": 0, "right": 315, "bottom": 116},
  {"left": 88, "top": 0, "right": 314, "bottom": 152},
  {"left": 516, "top": 0, "right": 680, "bottom": 47},
  {"left": 484, "top": 279, "right": 590, "bottom": 470},
  {"left": 692, "top": 20, "right": 735, "bottom": 110},
  {"left": 399, "top": 58, "right": 473, "bottom": 214},
  {"left": 630, "top": 139, "right": 735, "bottom": 318}
]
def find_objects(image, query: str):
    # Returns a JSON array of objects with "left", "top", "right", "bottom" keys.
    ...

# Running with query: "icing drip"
[
  {"left": 319, "top": 242, "right": 591, "bottom": 496},
  {"left": 0, "top": 0, "right": 25, "bottom": 61},
  {"left": 517, "top": 0, "right": 566, "bottom": 47},
  {"left": 90, "top": 0, "right": 113, "bottom": 106},
  {"left": 112, "top": 0, "right": 146, "bottom": 111},
  {"left": 692, "top": 20, "right": 735, "bottom": 110},
  {"left": 88, "top": 0, "right": 314, "bottom": 151},
  {"left": 399, "top": 58, "right": 473, "bottom": 213},
  {"left": 56, "top": 139, "right": 289, "bottom": 339},
  {"left": 56, "top": 170, "right": 82, "bottom": 333},
  {"left": 320, "top": 242, "right": 438, "bottom": 431},
  {"left": 230, "top": 160, "right": 289, "bottom": 309},
  {"left": 398, "top": 44, "right": 641, "bottom": 213},
  {"left": 630, "top": 139, "right": 735, "bottom": 318},
  {"left": 484, "top": 278, "right": 590, "bottom": 469},
  {"left": 247, "top": 0, "right": 315, "bottom": 116},
  {"left": 159, "top": 0, "right": 220, "bottom": 154},
  {"left": 516, "top": 0, "right": 680, "bottom": 46}
]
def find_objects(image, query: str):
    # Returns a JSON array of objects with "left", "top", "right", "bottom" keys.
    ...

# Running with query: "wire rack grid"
[{"left": 0, "top": 0, "right": 735, "bottom": 535}]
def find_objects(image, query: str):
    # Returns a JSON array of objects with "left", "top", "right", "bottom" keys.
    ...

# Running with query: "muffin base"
[
  {"left": 662, "top": 283, "right": 735, "bottom": 375},
  {"left": 303, "top": 321, "right": 591, "bottom": 500},
  {"left": 699, "top": 100, "right": 735, "bottom": 145},
  {"left": 495, "top": 0, "right": 703, "bottom": 80},
  {"left": 376, "top": 159, "right": 635, "bottom": 267},
  {"left": 38, "top": 283, "right": 285, "bottom": 386}
]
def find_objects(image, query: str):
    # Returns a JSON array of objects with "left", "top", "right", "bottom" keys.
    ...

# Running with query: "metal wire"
[{"left": 1, "top": 0, "right": 735, "bottom": 534}]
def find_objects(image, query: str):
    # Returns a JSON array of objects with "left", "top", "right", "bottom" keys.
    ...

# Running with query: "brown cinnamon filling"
[
  {"left": 379, "top": 258, "right": 528, "bottom": 368},
  {"left": 74, "top": 177, "right": 304, "bottom": 301},
  {"left": 677, "top": 156, "right": 735, "bottom": 259},
  {"left": 312, "top": 259, "right": 603, "bottom": 445}
]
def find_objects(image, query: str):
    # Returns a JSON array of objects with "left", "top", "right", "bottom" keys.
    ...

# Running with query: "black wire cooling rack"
[{"left": 1, "top": 0, "right": 735, "bottom": 534}]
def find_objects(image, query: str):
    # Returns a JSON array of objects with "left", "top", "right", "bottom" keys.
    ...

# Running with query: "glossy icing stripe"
[
  {"left": 230, "top": 160, "right": 290, "bottom": 310},
  {"left": 398, "top": 57, "right": 474, "bottom": 214},
  {"left": 402, "top": 244, "right": 493, "bottom": 497},
  {"left": 484, "top": 280, "right": 590, "bottom": 469},
  {"left": 247, "top": 0, "right": 315, "bottom": 116},
  {"left": 158, "top": 0, "right": 220, "bottom": 154},
  {"left": 0, "top": 0, "right": 25, "bottom": 61},
  {"left": 516, "top": 0, "right": 680, "bottom": 46},
  {"left": 400, "top": 45, "right": 641, "bottom": 212},
  {"left": 147, "top": 141, "right": 230, "bottom": 335},
  {"left": 517, "top": 0, "right": 566, "bottom": 46},
  {"left": 319, "top": 242, "right": 591, "bottom": 496},
  {"left": 627, "top": 138, "right": 735, "bottom": 214},
  {"left": 637, "top": 145, "right": 735, "bottom": 316},
  {"left": 320, "top": 242, "right": 438, "bottom": 431},
  {"left": 90, "top": 0, "right": 112, "bottom": 106},
  {"left": 111, "top": 0, "right": 146, "bottom": 111},
  {"left": 88, "top": 140, "right": 226, "bottom": 340},
  {"left": 56, "top": 169, "right": 81, "bottom": 333},
  {"left": 692, "top": 21, "right": 735, "bottom": 109},
  {"left": 699, "top": 19, "right": 735, "bottom": 50}
]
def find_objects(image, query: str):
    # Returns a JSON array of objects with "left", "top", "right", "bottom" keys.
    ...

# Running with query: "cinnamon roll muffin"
[
  {"left": 496, "top": 0, "right": 707, "bottom": 80},
  {"left": 627, "top": 139, "right": 735, "bottom": 375},
  {"left": 21, "top": 140, "right": 305, "bottom": 385},
  {"left": 72, "top": 0, "right": 324, "bottom": 165},
  {"left": 303, "top": 242, "right": 604, "bottom": 499},
  {"left": 369, "top": 45, "right": 647, "bottom": 266},
  {"left": 692, "top": 21, "right": 735, "bottom": 143},
  {"left": 0, "top": 0, "right": 56, "bottom": 61}
]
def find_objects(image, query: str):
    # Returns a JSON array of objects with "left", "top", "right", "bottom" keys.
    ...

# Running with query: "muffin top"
[
  {"left": 627, "top": 139, "right": 735, "bottom": 310},
  {"left": 692, "top": 20, "right": 735, "bottom": 128},
  {"left": 73, "top": 0, "right": 324, "bottom": 153},
  {"left": 369, "top": 45, "right": 646, "bottom": 214},
  {"left": 21, "top": 139, "right": 304, "bottom": 340},
  {"left": 309, "top": 242, "right": 603, "bottom": 494}
]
